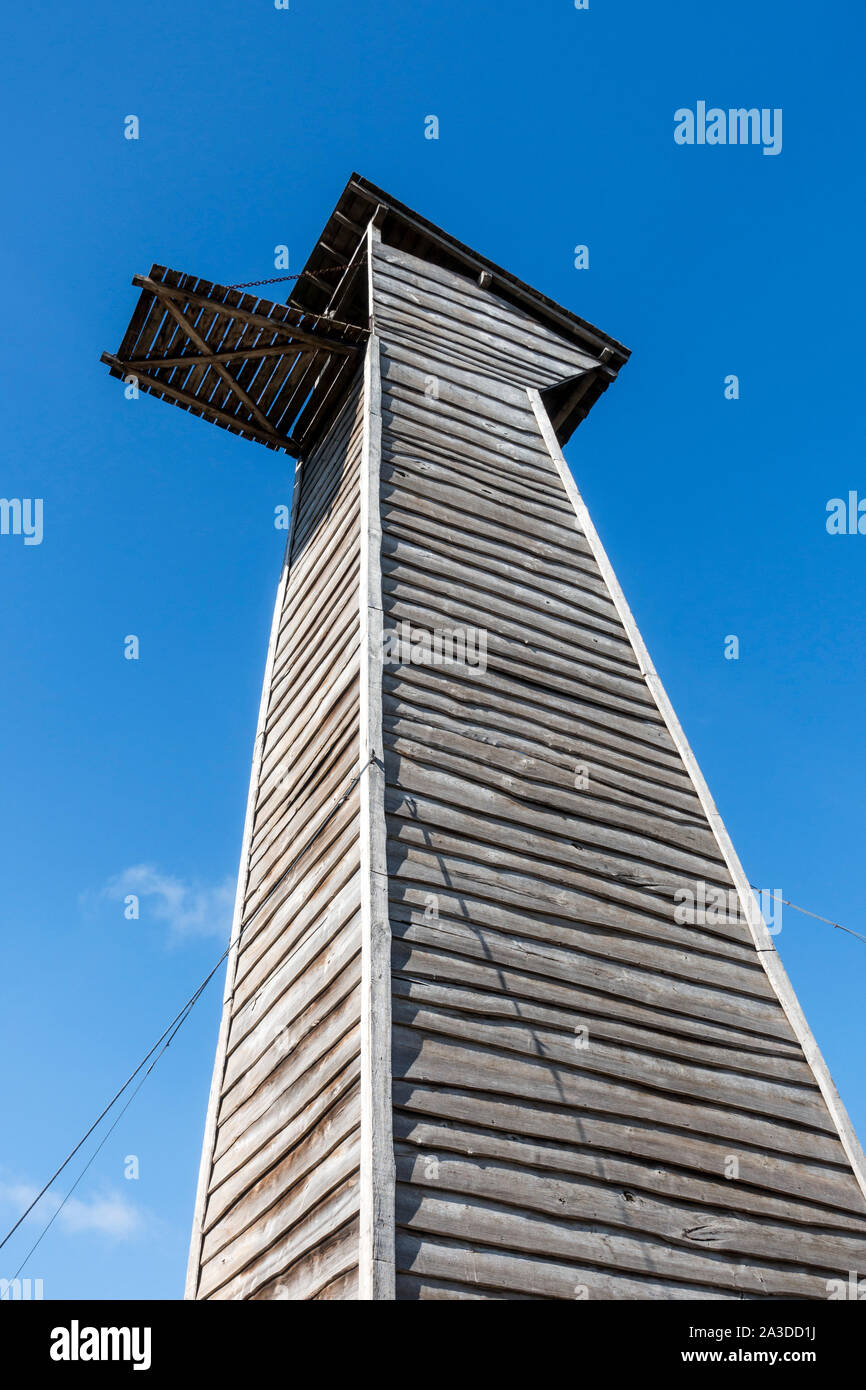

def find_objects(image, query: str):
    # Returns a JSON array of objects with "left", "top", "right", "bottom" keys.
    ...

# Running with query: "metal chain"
[
  {"left": 226, "top": 264, "right": 351, "bottom": 289},
  {"left": 222, "top": 263, "right": 366, "bottom": 335}
]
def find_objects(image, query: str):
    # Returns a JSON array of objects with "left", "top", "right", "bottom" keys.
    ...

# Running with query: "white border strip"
[
  {"left": 184, "top": 463, "right": 301, "bottom": 1298},
  {"left": 358, "top": 219, "right": 396, "bottom": 1299},
  {"left": 528, "top": 386, "right": 866, "bottom": 1201}
]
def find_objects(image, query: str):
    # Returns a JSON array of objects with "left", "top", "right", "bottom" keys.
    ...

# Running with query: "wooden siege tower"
[{"left": 103, "top": 175, "right": 866, "bottom": 1300}]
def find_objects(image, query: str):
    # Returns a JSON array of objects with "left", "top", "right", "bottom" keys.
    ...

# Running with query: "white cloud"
[
  {"left": 0, "top": 1180, "right": 144, "bottom": 1240},
  {"left": 59, "top": 1191, "right": 143, "bottom": 1238},
  {"left": 102, "top": 864, "right": 235, "bottom": 941}
]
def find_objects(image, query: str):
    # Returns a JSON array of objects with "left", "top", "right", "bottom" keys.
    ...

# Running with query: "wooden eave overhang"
[{"left": 291, "top": 174, "right": 630, "bottom": 435}]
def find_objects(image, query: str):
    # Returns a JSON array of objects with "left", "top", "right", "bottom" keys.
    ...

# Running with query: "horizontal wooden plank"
[
  {"left": 381, "top": 665, "right": 688, "bottom": 780},
  {"left": 390, "top": 905, "right": 798, "bottom": 1050},
  {"left": 233, "top": 856, "right": 360, "bottom": 1012},
  {"left": 384, "top": 733, "right": 726, "bottom": 874},
  {"left": 373, "top": 243, "right": 596, "bottom": 377},
  {"left": 394, "top": 1185, "right": 840, "bottom": 1298},
  {"left": 380, "top": 476, "right": 612, "bottom": 597},
  {"left": 395, "top": 1242, "right": 733, "bottom": 1300},
  {"left": 400, "top": 1139, "right": 866, "bottom": 1278},
  {"left": 381, "top": 694, "right": 705, "bottom": 823},
  {"left": 230, "top": 876, "right": 362, "bottom": 1050},
  {"left": 226, "top": 944, "right": 361, "bottom": 1110},
  {"left": 392, "top": 1028, "right": 844, "bottom": 1161},
  {"left": 386, "top": 830, "right": 763, "bottom": 980},
  {"left": 392, "top": 942, "right": 808, "bottom": 1081},
  {"left": 381, "top": 528, "right": 628, "bottom": 642},
  {"left": 392, "top": 994, "right": 828, "bottom": 1132},
  {"left": 394, "top": 1110, "right": 866, "bottom": 1232},
  {"left": 393, "top": 1080, "right": 863, "bottom": 1214}
]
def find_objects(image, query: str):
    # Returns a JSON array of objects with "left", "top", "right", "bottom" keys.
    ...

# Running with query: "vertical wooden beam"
[
  {"left": 357, "top": 217, "right": 395, "bottom": 1300},
  {"left": 528, "top": 386, "right": 866, "bottom": 1206},
  {"left": 184, "top": 458, "right": 303, "bottom": 1299}
]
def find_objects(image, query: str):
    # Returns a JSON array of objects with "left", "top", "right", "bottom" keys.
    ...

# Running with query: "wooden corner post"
[{"left": 358, "top": 216, "right": 396, "bottom": 1300}]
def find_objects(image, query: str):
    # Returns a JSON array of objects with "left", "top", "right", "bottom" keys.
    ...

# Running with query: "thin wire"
[
  {"left": 0, "top": 754, "right": 376, "bottom": 1258},
  {"left": 748, "top": 885, "right": 866, "bottom": 946},
  {"left": 14, "top": 1053, "right": 164, "bottom": 1278},
  {"left": 15, "top": 986, "right": 204, "bottom": 1278},
  {"left": 0, "top": 957, "right": 226, "bottom": 1254}
]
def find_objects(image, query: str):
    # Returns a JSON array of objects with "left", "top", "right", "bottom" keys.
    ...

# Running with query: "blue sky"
[{"left": 1, "top": 0, "right": 864, "bottom": 1298}]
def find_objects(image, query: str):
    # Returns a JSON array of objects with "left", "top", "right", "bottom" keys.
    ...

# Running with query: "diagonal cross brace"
[
  {"left": 153, "top": 294, "right": 284, "bottom": 442},
  {"left": 133, "top": 276, "right": 360, "bottom": 357}
]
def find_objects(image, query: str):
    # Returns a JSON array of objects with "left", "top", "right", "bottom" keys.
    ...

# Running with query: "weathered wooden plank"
[
  {"left": 381, "top": 424, "right": 568, "bottom": 512},
  {"left": 202, "top": 1165, "right": 361, "bottom": 1300},
  {"left": 394, "top": 1112, "right": 866, "bottom": 1233},
  {"left": 380, "top": 529, "right": 628, "bottom": 641},
  {"left": 375, "top": 293, "right": 579, "bottom": 392},
  {"left": 244, "top": 780, "right": 357, "bottom": 920},
  {"left": 383, "top": 732, "right": 726, "bottom": 871},
  {"left": 154, "top": 293, "right": 280, "bottom": 438},
  {"left": 395, "top": 1240, "right": 736, "bottom": 1301},
  {"left": 380, "top": 396, "right": 586, "bottom": 505},
  {"left": 251, "top": 725, "right": 359, "bottom": 873},
  {"left": 203, "top": 1088, "right": 361, "bottom": 1267},
  {"left": 394, "top": 1185, "right": 839, "bottom": 1298},
  {"left": 250, "top": 1218, "right": 360, "bottom": 1301},
  {"left": 392, "top": 994, "right": 828, "bottom": 1132},
  {"left": 381, "top": 665, "right": 688, "bottom": 779},
  {"left": 214, "top": 1030, "right": 361, "bottom": 1196},
  {"left": 376, "top": 302, "right": 591, "bottom": 398},
  {"left": 381, "top": 559, "right": 643, "bottom": 682},
  {"left": 264, "top": 628, "right": 360, "bottom": 778},
  {"left": 270, "top": 535, "right": 360, "bottom": 679},
  {"left": 236, "top": 814, "right": 360, "bottom": 975},
  {"left": 373, "top": 245, "right": 596, "bottom": 377},
  {"left": 391, "top": 945, "right": 808, "bottom": 1081},
  {"left": 381, "top": 353, "right": 570, "bottom": 458},
  {"left": 380, "top": 475, "right": 610, "bottom": 593},
  {"left": 217, "top": 988, "right": 362, "bottom": 1169},
  {"left": 231, "top": 872, "right": 361, "bottom": 1030},
  {"left": 252, "top": 727, "right": 358, "bottom": 872},
  {"left": 385, "top": 819, "right": 747, "bottom": 951},
  {"left": 382, "top": 589, "right": 655, "bottom": 715},
  {"left": 208, "top": 1057, "right": 361, "bottom": 1227},
  {"left": 392, "top": 1028, "right": 843, "bottom": 1161},
  {"left": 312, "top": 1265, "right": 361, "bottom": 1300},
  {"left": 372, "top": 235, "right": 603, "bottom": 361},
  {"left": 390, "top": 905, "right": 797, "bottom": 1049},
  {"left": 382, "top": 697, "right": 705, "bottom": 823},
  {"left": 256, "top": 681, "right": 359, "bottom": 839},
  {"left": 387, "top": 873, "right": 789, "bottom": 1037},
  {"left": 133, "top": 274, "right": 360, "bottom": 356},
  {"left": 387, "top": 850, "right": 762, "bottom": 992},
  {"left": 393, "top": 1081, "right": 863, "bottom": 1214},
  {"left": 226, "top": 944, "right": 361, "bottom": 1107}
]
